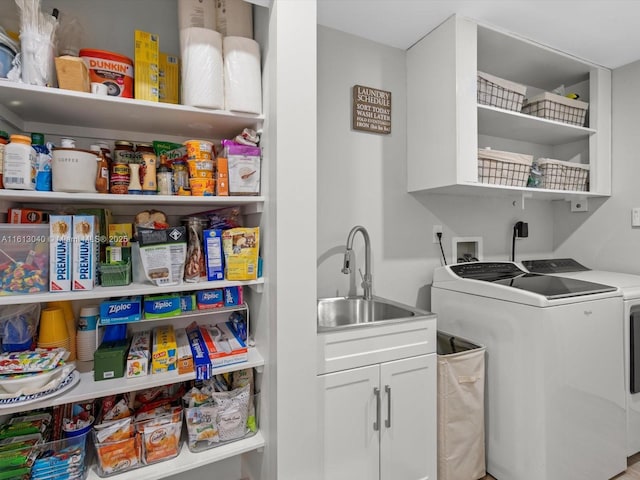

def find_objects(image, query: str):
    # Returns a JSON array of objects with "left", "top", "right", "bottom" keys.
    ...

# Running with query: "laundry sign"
[{"left": 352, "top": 84, "right": 391, "bottom": 134}]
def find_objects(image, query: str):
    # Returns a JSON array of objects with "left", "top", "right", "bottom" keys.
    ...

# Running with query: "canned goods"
[{"left": 110, "top": 163, "right": 130, "bottom": 194}]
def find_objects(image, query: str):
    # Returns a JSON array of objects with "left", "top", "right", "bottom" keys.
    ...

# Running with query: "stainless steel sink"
[{"left": 318, "top": 296, "right": 428, "bottom": 332}]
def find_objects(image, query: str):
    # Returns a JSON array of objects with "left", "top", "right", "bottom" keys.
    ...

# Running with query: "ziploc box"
[
  {"left": 126, "top": 330, "right": 150, "bottom": 378},
  {"left": 224, "top": 286, "right": 243, "bottom": 307},
  {"left": 144, "top": 293, "right": 181, "bottom": 319},
  {"left": 49, "top": 215, "right": 72, "bottom": 292},
  {"left": 196, "top": 289, "right": 224, "bottom": 309},
  {"left": 99, "top": 296, "right": 142, "bottom": 324},
  {"left": 185, "top": 321, "right": 211, "bottom": 380},
  {"left": 203, "top": 229, "right": 224, "bottom": 281},
  {"left": 72, "top": 215, "right": 96, "bottom": 290},
  {"left": 152, "top": 325, "right": 177, "bottom": 373},
  {"left": 199, "top": 321, "right": 248, "bottom": 367}
]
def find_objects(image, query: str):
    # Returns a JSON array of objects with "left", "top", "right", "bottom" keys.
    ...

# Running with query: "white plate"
[{"left": 0, "top": 370, "right": 80, "bottom": 408}]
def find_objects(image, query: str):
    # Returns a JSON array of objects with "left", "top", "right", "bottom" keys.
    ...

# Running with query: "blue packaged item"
[
  {"left": 31, "top": 134, "right": 52, "bottom": 191},
  {"left": 144, "top": 294, "right": 181, "bottom": 318},
  {"left": 102, "top": 324, "right": 127, "bottom": 342},
  {"left": 99, "top": 296, "right": 142, "bottom": 324},
  {"left": 196, "top": 289, "right": 224, "bottom": 309},
  {"left": 223, "top": 286, "right": 243, "bottom": 307},
  {"left": 180, "top": 294, "right": 196, "bottom": 312},
  {"left": 203, "top": 229, "right": 224, "bottom": 281}
]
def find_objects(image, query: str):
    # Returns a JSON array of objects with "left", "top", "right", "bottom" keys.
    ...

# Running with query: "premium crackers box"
[
  {"left": 49, "top": 215, "right": 72, "bottom": 291},
  {"left": 72, "top": 215, "right": 96, "bottom": 290}
]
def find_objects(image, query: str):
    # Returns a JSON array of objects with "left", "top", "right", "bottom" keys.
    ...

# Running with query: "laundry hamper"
[{"left": 437, "top": 331, "right": 486, "bottom": 480}]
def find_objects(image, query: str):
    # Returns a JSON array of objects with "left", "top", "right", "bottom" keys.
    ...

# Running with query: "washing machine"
[
  {"left": 524, "top": 258, "right": 640, "bottom": 458},
  {"left": 432, "top": 261, "right": 626, "bottom": 480}
]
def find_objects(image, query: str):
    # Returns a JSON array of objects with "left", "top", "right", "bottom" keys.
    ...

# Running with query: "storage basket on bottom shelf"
[
  {"left": 537, "top": 158, "right": 590, "bottom": 191},
  {"left": 521, "top": 92, "right": 589, "bottom": 127},
  {"left": 477, "top": 148, "right": 534, "bottom": 187},
  {"left": 477, "top": 71, "right": 527, "bottom": 112}
]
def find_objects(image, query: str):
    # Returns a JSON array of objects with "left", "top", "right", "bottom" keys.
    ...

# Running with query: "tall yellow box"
[
  {"left": 134, "top": 30, "right": 159, "bottom": 102},
  {"left": 159, "top": 53, "right": 179, "bottom": 104},
  {"left": 152, "top": 325, "right": 177, "bottom": 373}
]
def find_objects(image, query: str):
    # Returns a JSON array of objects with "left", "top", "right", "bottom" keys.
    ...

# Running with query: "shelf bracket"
[
  {"left": 569, "top": 196, "right": 588, "bottom": 212},
  {"left": 514, "top": 192, "right": 532, "bottom": 210}
]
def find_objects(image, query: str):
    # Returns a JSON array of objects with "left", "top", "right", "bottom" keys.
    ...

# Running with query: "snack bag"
[{"left": 221, "top": 227, "right": 259, "bottom": 280}]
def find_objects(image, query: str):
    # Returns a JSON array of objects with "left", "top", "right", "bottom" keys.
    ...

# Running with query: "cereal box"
[
  {"left": 152, "top": 325, "right": 177, "bottom": 373},
  {"left": 222, "top": 227, "right": 259, "bottom": 280},
  {"left": 49, "top": 215, "right": 72, "bottom": 291},
  {"left": 72, "top": 215, "right": 96, "bottom": 290}
]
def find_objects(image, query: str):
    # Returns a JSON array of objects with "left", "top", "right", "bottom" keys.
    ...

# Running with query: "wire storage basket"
[
  {"left": 477, "top": 148, "right": 534, "bottom": 187},
  {"left": 521, "top": 92, "right": 589, "bottom": 126},
  {"left": 477, "top": 71, "right": 527, "bottom": 112},
  {"left": 538, "top": 158, "right": 590, "bottom": 191}
]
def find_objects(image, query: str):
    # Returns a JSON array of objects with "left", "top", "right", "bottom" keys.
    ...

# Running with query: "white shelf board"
[
  {"left": 0, "top": 347, "right": 264, "bottom": 416},
  {"left": 478, "top": 105, "right": 595, "bottom": 145},
  {"left": 0, "top": 189, "right": 264, "bottom": 207},
  {"left": 0, "top": 81, "right": 263, "bottom": 140},
  {"left": 416, "top": 181, "right": 608, "bottom": 201},
  {"left": 86, "top": 431, "right": 265, "bottom": 480},
  {"left": 0, "top": 278, "right": 265, "bottom": 306}
]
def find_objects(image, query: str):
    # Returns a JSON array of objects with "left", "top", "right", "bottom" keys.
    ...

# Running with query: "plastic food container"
[
  {"left": 0, "top": 303, "right": 40, "bottom": 353},
  {"left": 52, "top": 148, "right": 98, "bottom": 193},
  {"left": 79, "top": 48, "right": 134, "bottom": 98},
  {"left": 0, "top": 224, "right": 49, "bottom": 296}
]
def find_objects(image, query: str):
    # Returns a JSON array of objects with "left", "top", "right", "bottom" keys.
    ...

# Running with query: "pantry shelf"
[
  {"left": 0, "top": 279, "right": 265, "bottom": 306},
  {"left": 0, "top": 81, "right": 263, "bottom": 141},
  {"left": 86, "top": 431, "right": 266, "bottom": 480},
  {"left": 0, "top": 347, "right": 265, "bottom": 416},
  {"left": 0, "top": 189, "right": 265, "bottom": 208}
]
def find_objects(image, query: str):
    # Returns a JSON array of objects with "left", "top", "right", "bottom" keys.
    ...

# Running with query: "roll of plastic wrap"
[
  {"left": 180, "top": 27, "right": 224, "bottom": 109},
  {"left": 178, "top": 0, "right": 216, "bottom": 30},
  {"left": 223, "top": 36, "right": 262, "bottom": 114},
  {"left": 216, "top": 0, "right": 253, "bottom": 38}
]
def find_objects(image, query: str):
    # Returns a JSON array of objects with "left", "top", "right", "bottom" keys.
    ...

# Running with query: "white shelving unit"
[
  {"left": 0, "top": 8, "right": 268, "bottom": 477},
  {"left": 406, "top": 14, "right": 612, "bottom": 202}
]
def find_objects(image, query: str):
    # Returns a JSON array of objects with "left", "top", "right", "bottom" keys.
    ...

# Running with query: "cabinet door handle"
[
  {"left": 385, "top": 385, "right": 391, "bottom": 428},
  {"left": 373, "top": 387, "right": 381, "bottom": 431}
]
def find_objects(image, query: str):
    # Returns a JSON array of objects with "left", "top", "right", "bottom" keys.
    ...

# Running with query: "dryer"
[
  {"left": 432, "top": 261, "right": 626, "bottom": 480},
  {"left": 524, "top": 258, "right": 640, "bottom": 457}
]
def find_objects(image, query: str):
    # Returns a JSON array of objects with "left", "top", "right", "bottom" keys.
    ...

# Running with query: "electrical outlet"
[
  {"left": 433, "top": 225, "right": 443, "bottom": 244},
  {"left": 633, "top": 208, "right": 640, "bottom": 227}
]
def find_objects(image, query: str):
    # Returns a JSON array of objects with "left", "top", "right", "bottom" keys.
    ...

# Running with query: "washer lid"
[{"left": 450, "top": 262, "right": 616, "bottom": 299}]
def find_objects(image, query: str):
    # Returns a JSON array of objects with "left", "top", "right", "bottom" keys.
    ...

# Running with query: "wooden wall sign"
[{"left": 352, "top": 84, "right": 391, "bottom": 134}]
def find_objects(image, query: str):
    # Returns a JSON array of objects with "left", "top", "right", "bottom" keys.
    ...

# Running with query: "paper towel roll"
[
  {"left": 178, "top": 0, "right": 217, "bottom": 30},
  {"left": 216, "top": 0, "right": 253, "bottom": 38},
  {"left": 180, "top": 27, "right": 224, "bottom": 109},
  {"left": 223, "top": 36, "right": 262, "bottom": 114}
]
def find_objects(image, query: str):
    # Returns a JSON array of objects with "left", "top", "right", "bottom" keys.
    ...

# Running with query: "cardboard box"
[
  {"left": 180, "top": 294, "right": 196, "bottom": 312},
  {"left": 72, "top": 215, "right": 96, "bottom": 291},
  {"left": 159, "top": 52, "right": 179, "bottom": 104},
  {"left": 126, "top": 330, "right": 150, "bottom": 378},
  {"left": 55, "top": 55, "right": 90, "bottom": 93},
  {"left": 49, "top": 215, "right": 72, "bottom": 292},
  {"left": 134, "top": 30, "right": 159, "bottom": 102},
  {"left": 94, "top": 339, "right": 128, "bottom": 381},
  {"left": 215, "top": 157, "right": 229, "bottom": 196},
  {"left": 143, "top": 294, "right": 181, "bottom": 319},
  {"left": 175, "top": 328, "right": 194, "bottom": 375},
  {"left": 108, "top": 224, "right": 132, "bottom": 247},
  {"left": 185, "top": 321, "right": 211, "bottom": 380},
  {"left": 152, "top": 325, "right": 177, "bottom": 373},
  {"left": 203, "top": 229, "right": 224, "bottom": 281},
  {"left": 222, "top": 227, "right": 259, "bottom": 281},
  {"left": 199, "top": 321, "right": 248, "bottom": 368},
  {"left": 8, "top": 208, "right": 50, "bottom": 224},
  {"left": 196, "top": 289, "right": 224, "bottom": 309},
  {"left": 224, "top": 286, "right": 243, "bottom": 307},
  {"left": 99, "top": 297, "right": 143, "bottom": 324}
]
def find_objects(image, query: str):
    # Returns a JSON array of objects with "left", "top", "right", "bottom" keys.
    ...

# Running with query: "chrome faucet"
[{"left": 342, "top": 225, "right": 373, "bottom": 300}]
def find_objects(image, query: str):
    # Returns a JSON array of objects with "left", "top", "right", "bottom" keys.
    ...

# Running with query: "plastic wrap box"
[{"left": 0, "top": 224, "right": 49, "bottom": 296}]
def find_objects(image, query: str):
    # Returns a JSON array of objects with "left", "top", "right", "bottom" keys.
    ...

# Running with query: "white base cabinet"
[{"left": 318, "top": 354, "right": 437, "bottom": 480}]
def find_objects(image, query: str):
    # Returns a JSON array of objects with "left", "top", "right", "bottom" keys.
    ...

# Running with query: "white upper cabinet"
[{"left": 406, "top": 14, "right": 611, "bottom": 200}]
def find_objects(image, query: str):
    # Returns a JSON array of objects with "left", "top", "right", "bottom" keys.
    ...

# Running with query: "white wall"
[
  {"left": 553, "top": 60, "right": 640, "bottom": 272},
  {"left": 317, "top": 26, "right": 555, "bottom": 310}
]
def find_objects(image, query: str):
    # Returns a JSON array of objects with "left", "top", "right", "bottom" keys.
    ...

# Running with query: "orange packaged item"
[
  {"left": 184, "top": 139, "right": 214, "bottom": 160},
  {"left": 95, "top": 435, "right": 141, "bottom": 475},
  {"left": 216, "top": 157, "right": 229, "bottom": 196}
]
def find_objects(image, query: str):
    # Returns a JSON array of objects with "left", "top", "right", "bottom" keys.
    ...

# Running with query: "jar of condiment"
[
  {"left": 0, "top": 130, "right": 9, "bottom": 188},
  {"left": 157, "top": 154, "right": 173, "bottom": 195},
  {"left": 91, "top": 144, "right": 109, "bottom": 194},
  {"left": 172, "top": 160, "right": 189, "bottom": 194},
  {"left": 3, "top": 134, "right": 36, "bottom": 190},
  {"left": 110, "top": 141, "right": 134, "bottom": 194},
  {"left": 137, "top": 143, "right": 157, "bottom": 194}
]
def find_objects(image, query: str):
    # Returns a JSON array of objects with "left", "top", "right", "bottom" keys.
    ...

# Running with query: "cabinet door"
[
  {"left": 380, "top": 354, "right": 437, "bottom": 480},
  {"left": 317, "top": 364, "right": 380, "bottom": 480}
]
